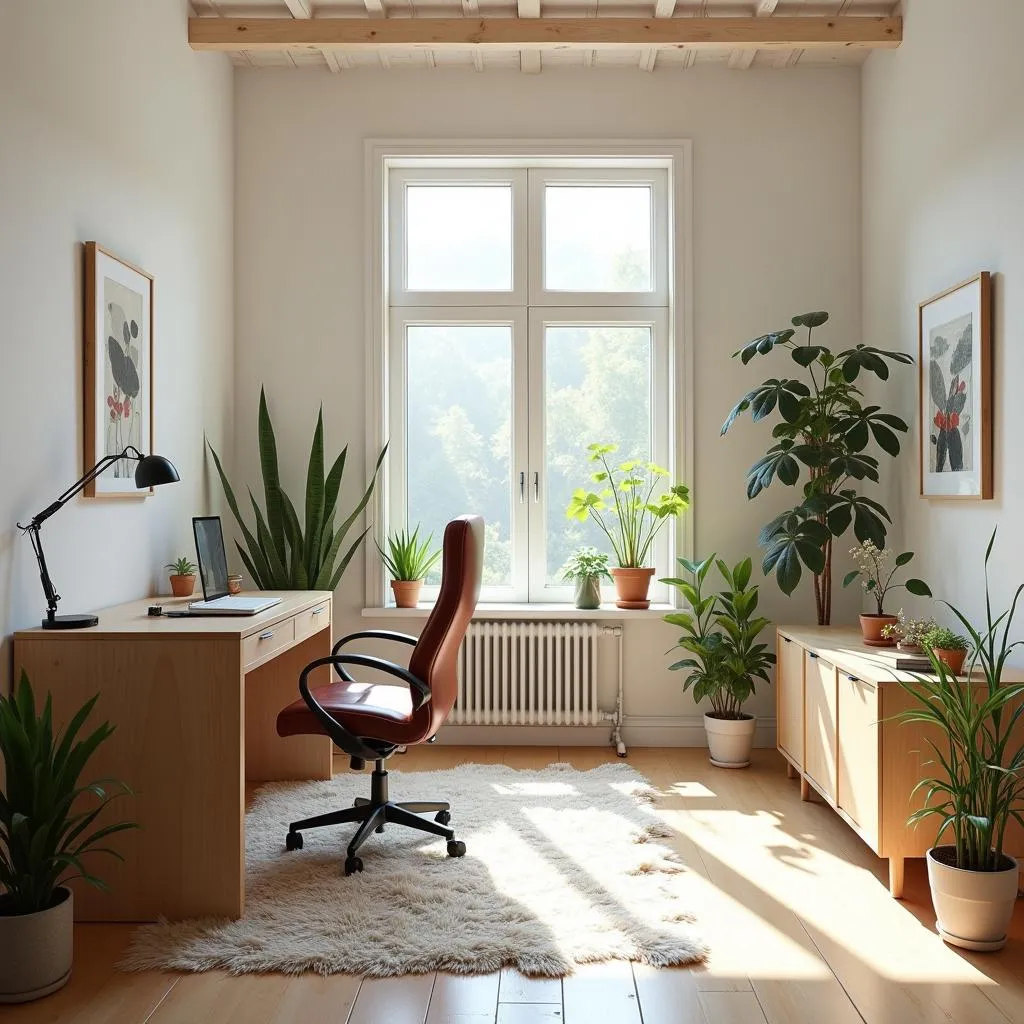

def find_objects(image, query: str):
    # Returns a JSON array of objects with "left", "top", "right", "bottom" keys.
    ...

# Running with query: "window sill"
[{"left": 361, "top": 602, "right": 675, "bottom": 620}]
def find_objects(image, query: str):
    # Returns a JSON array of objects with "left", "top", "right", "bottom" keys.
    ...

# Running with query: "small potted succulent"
[
  {"left": 567, "top": 443, "right": 690, "bottom": 609},
  {"left": 662, "top": 555, "right": 775, "bottom": 768},
  {"left": 377, "top": 525, "right": 442, "bottom": 609},
  {"left": 921, "top": 626, "right": 971, "bottom": 675},
  {"left": 842, "top": 541, "right": 931, "bottom": 646},
  {"left": 880, "top": 610, "right": 938, "bottom": 654},
  {"left": 165, "top": 556, "right": 198, "bottom": 597},
  {"left": 561, "top": 547, "right": 612, "bottom": 610},
  {"left": 0, "top": 673, "right": 135, "bottom": 1002}
]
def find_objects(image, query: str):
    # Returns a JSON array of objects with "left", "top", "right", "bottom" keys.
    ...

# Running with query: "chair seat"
[{"left": 277, "top": 680, "right": 420, "bottom": 746}]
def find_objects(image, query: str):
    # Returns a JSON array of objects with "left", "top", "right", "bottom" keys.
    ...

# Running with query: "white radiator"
[{"left": 452, "top": 621, "right": 612, "bottom": 727}]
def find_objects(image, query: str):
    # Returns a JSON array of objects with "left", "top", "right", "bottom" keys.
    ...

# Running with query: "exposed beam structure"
[
  {"left": 729, "top": 0, "right": 777, "bottom": 70},
  {"left": 639, "top": 0, "right": 676, "bottom": 74},
  {"left": 363, "top": 0, "right": 390, "bottom": 69},
  {"left": 518, "top": 1, "right": 541, "bottom": 75},
  {"left": 188, "top": 16, "right": 903, "bottom": 53},
  {"left": 462, "top": 0, "right": 484, "bottom": 70},
  {"left": 281, "top": 0, "right": 351, "bottom": 72}
]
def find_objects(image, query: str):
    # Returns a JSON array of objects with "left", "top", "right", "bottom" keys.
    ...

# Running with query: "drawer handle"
[
  {"left": 782, "top": 637, "right": 792, "bottom": 644},
  {"left": 847, "top": 674, "right": 859, "bottom": 682},
  {"left": 311, "top": 606, "right": 326, "bottom": 616},
  {"left": 808, "top": 652, "right": 818, "bottom": 659},
  {"left": 258, "top": 630, "right": 274, "bottom": 640}
]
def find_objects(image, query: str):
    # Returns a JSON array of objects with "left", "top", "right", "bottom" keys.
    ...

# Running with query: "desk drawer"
[
  {"left": 243, "top": 617, "right": 295, "bottom": 670},
  {"left": 295, "top": 600, "right": 331, "bottom": 643}
]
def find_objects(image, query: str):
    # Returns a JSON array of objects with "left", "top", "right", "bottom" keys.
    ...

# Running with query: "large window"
[{"left": 384, "top": 161, "right": 673, "bottom": 604}]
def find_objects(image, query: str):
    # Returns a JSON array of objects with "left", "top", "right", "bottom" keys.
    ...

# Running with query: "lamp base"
[{"left": 42, "top": 614, "right": 99, "bottom": 630}]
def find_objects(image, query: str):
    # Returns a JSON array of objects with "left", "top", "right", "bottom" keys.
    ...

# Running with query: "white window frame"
[{"left": 364, "top": 140, "right": 694, "bottom": 611}]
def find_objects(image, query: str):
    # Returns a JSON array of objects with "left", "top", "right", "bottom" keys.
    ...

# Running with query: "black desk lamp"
[{"left": 18, "top": 446, "right": 180, "bottom": 629}]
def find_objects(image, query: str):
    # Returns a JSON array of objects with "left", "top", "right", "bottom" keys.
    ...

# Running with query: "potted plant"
[
  {"left": 165, "top": 556, "right": 198, "bottom": 597},
  {"left": 896, "top": 530, "right": 1023, "bottom": 951},
  {"left": 921, "top": 626, "right": 971, "bottom": 675},
  {"left": 721, "top": 311, "right": 915, "bottom": 625},
  {"left": 560, "top": 547, "right": 611, "bottom": 610},
  {"left": 842, "top": 541, "right": 931, "bottom": 646},
  {"left": 661, "top": 555, "right": 775, "bottom": 768},
  {"left": 567, "top": 443, "right": 690, "bottom": 610},
  {"left": 377, "top": 525, "right": 442, "bottom": 609},
  {"left": 0, "top": 673, "right": 135, "bottom": 1002},
  {"left": 880, "top": 610, "right": 938, "bottom": 653}
]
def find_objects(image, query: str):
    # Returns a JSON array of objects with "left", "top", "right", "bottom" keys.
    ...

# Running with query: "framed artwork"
[
  {"left": 918, "top": 272, "right": 992, "bottom": 499},
  {"left": 83, "top": 242, "right": 154, "bottom": 497}
]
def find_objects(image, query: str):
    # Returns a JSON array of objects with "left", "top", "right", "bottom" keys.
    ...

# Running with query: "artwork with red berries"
[
  {"left": 928, "top": 313, "right": 972, "bottom": 473},
  {"left": 102, "top": 277, "right": 145, "bottom": 477}
]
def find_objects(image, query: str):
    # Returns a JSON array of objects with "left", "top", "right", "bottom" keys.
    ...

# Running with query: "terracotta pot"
[
  {"left": 859, "top": 613, "right": 898, "bottom": 647},
  {"left": 610, "top": 567, "right": 656, "bottom": 610},
  {"left": 704, "top": 712, "right": 756, "bottom": 769},
  {"left": 927, "top": 846, "right": 1019, "bottom": 951},
  {"left": 932, "top": 647, "right": 968, "bottom": 675},
  {"left": 0, "top": 887, "right": 73, "bottom": 1003},
  {"left": 169, "top": 574, "right": 196, "bottom": 598},
  {"left": 573, "top": 576, "right": 602, "bottom": 610},
  {"left": 390, "top": 579, "right": 424, "bottom": 609}
]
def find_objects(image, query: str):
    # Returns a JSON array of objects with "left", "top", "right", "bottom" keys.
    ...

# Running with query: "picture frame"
[
  {"left": 83, "top": 242, "right": 154, "bottom": 498},
  {"left": 918, "top": 271, "right": 992, "bottom": 500}
]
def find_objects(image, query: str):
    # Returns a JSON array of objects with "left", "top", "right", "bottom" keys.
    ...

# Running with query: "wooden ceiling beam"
[
  {"left": 188, "top": 16, "right": 903, "bottom": 52},
  {"left": 518, "top": 1, "right": 541, "bottom": 74}
]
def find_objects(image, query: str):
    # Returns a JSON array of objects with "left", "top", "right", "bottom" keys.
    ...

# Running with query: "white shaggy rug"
[{"left": 121, "top": 762, "right": 705, "bottom": 977}]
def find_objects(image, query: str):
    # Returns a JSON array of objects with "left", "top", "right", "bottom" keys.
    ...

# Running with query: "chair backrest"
[{"left": 408, "top": 515, "right": 484, "bottom": 741}]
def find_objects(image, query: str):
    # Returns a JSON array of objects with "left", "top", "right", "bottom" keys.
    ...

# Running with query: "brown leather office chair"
[{"left": 276, "top": 515, "right": 483, "bottom": 875}]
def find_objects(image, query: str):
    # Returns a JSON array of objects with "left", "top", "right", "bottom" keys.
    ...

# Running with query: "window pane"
[
  {"left": 406, "top": 186, "right": 513, "bottom": 291},
  {"left": 544, "top": 186, "right": 652, "bottom": 292},
  {"left": 405, "top": 324, "right": 513, "bottom": 587},
  {"left": 543, "top": 326, "right": 652, "bottom": 585}
]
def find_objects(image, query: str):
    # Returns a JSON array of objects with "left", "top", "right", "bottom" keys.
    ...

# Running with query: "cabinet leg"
[
  {"left": 800, "top": 776, "right": 811, "bottom": 801},
  {"left": 889, "top": 858, "right": 905, "bottom": 899},
  {"left": 786, "top": 761, "right": 797, "bottom": 780}
]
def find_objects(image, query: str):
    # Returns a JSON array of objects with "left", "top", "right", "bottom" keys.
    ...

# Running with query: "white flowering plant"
[
  {"left": 880, "top": 609, "right": 938, "bottom": 646},
  {"left": 842, "top": 541, "right": 931, "bottom": 615}
]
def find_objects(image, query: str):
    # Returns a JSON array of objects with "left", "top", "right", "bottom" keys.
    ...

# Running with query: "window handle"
[
  {"left": 519, "top": 471, "right": 525, "bottom": 503},
  {"left": 533, "top": 472, "right": 540, "bottom": 503}
]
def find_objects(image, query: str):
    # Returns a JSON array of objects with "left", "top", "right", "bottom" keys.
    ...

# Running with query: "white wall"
[
  {"left": 863, "top": 0, "right": 1024, "bottom": 640},
  {"left": 234, "top": 66, "right": 863, "bottom": 741},
  {"left": 0, "top": 1, "right": 234, "bottom": 690}
]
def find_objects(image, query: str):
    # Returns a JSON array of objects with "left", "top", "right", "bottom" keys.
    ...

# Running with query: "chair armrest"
[{"left": 331, "top": 630, "right": 419, "bottom": 682}]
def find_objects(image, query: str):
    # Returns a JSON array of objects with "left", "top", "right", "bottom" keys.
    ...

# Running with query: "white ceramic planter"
[
  {"left": 0, "top": 887, "right": 74, "bottom": 1003},
  {"left": 703, "top": 712, "right": 756, "bottom": 769},
  {"left": 927, "top": 847, "right": 1019, "bottom": 952}
]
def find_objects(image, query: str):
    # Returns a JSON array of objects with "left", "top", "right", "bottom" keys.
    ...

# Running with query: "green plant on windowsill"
[
  {"left": 560, "top": 547, "right": 612, "bottom": 610},
  {"left": 164, "top": 556, "right": 197, "bottom": 577},
  {"left": 377, "top": 525, "right": 442, "bottom": 583}
]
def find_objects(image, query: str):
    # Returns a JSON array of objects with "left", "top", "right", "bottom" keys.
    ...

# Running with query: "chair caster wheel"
[
  {"left": 344, "top": 856, "right": 364, "bottom": 876},
  {"left": 435, "top": 810, "right": 451, "bottom": 825},
  {"left": 285, "top": 831, "right": 303, "bottom": 851},
  {"left": 446, "top": 840, "right": 466, "bottom": 858}
]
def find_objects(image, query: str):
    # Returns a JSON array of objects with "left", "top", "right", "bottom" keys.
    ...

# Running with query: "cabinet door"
[
  {"left": 804, "top": 652, "right": 837, "bottom": 802},
  {"left": 776, "top": 633, "right": 805, "bottom": 766},
  {"left": 837, "top": 672, "right": 879, "bottom": 844}
]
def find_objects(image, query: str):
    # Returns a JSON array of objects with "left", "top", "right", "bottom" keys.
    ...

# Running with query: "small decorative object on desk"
[
  {"left": 378, "top": 524, "right": 441, "bottom": 609},
  {"left": 662, "top": 554, "right": 775, "bottom": 769},
  {"left": 880, "top": 609, "right": 937, "bottom": 654},
  {"left": 227, "top": 573, "right": 243, "bottom": 595},
  {"left": 922, "top": 625, "right": 970, "bottom": 675},
  {"left": 566, "top": 443, "right": 690, "bottom": 610},
  {"left": 843, "top": 542, "right": 931, "bottom": 646},
  {"left": 165, "top": 556, "right": 197, "bottom": 598},
  {"left": 560, "top": 547, "right": 611, "bottom": 610},
  {"left": 0, "top": 672, "right": 135, "bottom": 1002}
]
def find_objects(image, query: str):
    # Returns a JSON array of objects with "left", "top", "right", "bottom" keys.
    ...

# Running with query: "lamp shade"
[{"left": 134, "top": 454, "right": 180, "bottom": 489}]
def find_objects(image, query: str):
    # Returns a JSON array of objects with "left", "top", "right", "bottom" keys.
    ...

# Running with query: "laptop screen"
[{"left": 193, "top": 516, "right": 230, "bottom": 601}]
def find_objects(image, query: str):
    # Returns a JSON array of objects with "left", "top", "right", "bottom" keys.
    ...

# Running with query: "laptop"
[{"left": 181, "top": 516, "right": 282, "bottom": 616}]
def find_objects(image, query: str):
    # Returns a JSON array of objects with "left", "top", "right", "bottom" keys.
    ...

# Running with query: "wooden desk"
[
  {"left": 13, "top": 591, "right": 334, "bottom": 922},
  {"left": 776, "top": 625, "right": 1024, "bottom": 897}
]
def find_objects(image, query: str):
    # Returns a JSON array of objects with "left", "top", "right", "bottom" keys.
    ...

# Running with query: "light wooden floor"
[{"left": 7, "top": 745, "right": 1024, "bottom": 1024}]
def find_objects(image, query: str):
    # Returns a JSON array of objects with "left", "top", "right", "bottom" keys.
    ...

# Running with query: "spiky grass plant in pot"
[
  {"left": 378, "top": 525, "right": 442, "bottom": 608},
  {"left": 0, "top": 674, "right": 134, "bottom": 1002}
]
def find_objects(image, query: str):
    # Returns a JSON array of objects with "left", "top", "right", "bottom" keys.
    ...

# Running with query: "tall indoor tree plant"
[{"left": 721, "top": 312, "right": 914, "bottom": 625}]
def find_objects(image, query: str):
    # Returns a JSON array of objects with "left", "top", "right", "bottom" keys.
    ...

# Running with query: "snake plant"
[{"left": 208, "top": 387, "right": 386, "bottom": 591}]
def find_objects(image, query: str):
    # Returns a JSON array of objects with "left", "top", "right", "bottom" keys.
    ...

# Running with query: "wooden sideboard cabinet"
[{"left": 776, "top": 625, "right": 1024, "bottom": 898}]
